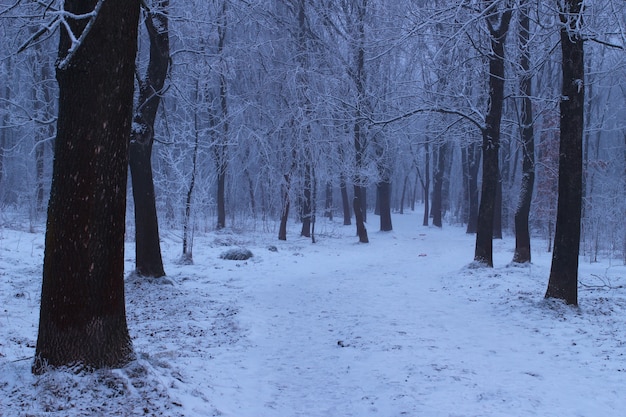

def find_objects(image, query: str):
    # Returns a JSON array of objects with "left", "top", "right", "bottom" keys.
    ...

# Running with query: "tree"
[
  {"left": 33, "top": 0, "right": 140, "bottom": 372},
  {"left": 512, "top": 0, "right": 535, "bottom": 264},
  {"left": 129, "top": 0, "right": 169, "bottom": 278},
  {"left": 474, "top": 1, "right": 513, "bottom": 266},
  {"left": 545, "top": 0, "right": 585, "bottom": 305}
]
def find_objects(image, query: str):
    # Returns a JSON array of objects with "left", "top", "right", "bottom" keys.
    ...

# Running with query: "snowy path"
[
  {"left": 195, "top": 221, "right": 626, "bottom": 417},
  {"left": 1, "top": 215, "right": 625, "bottom": 417}
]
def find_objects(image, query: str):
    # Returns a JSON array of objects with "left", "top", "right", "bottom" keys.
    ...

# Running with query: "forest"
[{"left": 0, "top": 0, "right": 626, "bottom": 415}]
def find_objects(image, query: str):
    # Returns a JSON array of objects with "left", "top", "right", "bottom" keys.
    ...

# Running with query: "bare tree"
[
  {"left": 129, "top": 0, "right": 169, "bottom": 278},
  {"left": 512, "top": 0, "right": 535, "bottom": 264},
  {"left": 34, "top": 0, "right": 139, "bottom": 372},
  {"left": 545, "top": 0, "right": 585, "bottom": 305},
  {"left": 474, "top": 1, "right": 513, "bottom": 266}
]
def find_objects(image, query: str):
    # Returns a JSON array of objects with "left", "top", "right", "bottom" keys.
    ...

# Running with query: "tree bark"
[
  {"left": 215, "top": 0, "right": 229, "bottom": 230},
  {"left": 474, "top": 6, "right": 513, "bottom": 266},
  {"left": 378, "top": 180, "right": 392, "bottom": 231},
  {"left": 129, "top": 0, "right": 169, "bottom": 277},
  {"left": 33, "top": 0, "right": 139, "bottom": 373},
  {"left": 545, "top": 0, "right": 584, "bottom": 305},
  {"left": 466, "top": 141, "right": 481, "bottom": 234},
  {"left": 340, "top": 171, "right": 351, "bottom": 225},
  {"left": 513, "top": 0, "right": 535, "bottom": 264},
  {"left": 432, "top": 142, "right": 447, "bottom": 228},
  {"left": 422, "top": 142, "right": 430, "bottom": 226},
  {"left": 278, "top": 173, "right": 292, "bottom": 241},
  {"left": 300, "top": 164, "right": 312, "bottom": 237}
]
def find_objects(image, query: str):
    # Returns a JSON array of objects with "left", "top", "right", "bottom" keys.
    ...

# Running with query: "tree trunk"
[
  {"left": 301, "top": 164, "right": 312, "bottom": 237},
  {"left": 466, "top": 141, "right": 481, "bottom": 234},
  {"left": 33, "top": 0, "right": 139, "bottom": 373},
  {"left": 432, "top": 142, "right": 447, "bottom": 228},
  {"left": 423, "top": 141, "right": 430, "bottom": 226},
  {"left": 474, "top": 7, "right": 513, "bottom": 266},
  {"left": 378, "top": 180, "right": 392, "bottom": 231},
  {"left": 340, "top": 172, "right": 351, "bottom": 225},
  {"left": 182, "top": 109, "right": 200, "bottom": 262},
  {"left": 545, "top": 0, "right": 584, "bottom": 305},
  {"left": 129, "top": 0, "right": 169, "bottom": 277},
  {"left": 278, "top": 173, "right": 291, "bottom": 241},
  {"left": 513, "top": 1, "right": 535, "bottom": 264},
  {"left": 215, "top": 0, "right": 229, "bottom": 230},
  {"left": 353, "top": 189, "right": 369, "bottom": 243},
  {"left": 493, "top": 172, "right": 502, "bottom": 239}
]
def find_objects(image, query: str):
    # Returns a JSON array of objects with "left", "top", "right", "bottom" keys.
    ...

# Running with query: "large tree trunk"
[
  {"left": 129, "top": 0, "right": 169, "bottom": 278},
  {"left": 513, "top": 0, "right": 535, "bottom": 264},
  {"left": 474, "top": 7, "right": 513, "bottom": 266},
  {"left": 545, "top": 0, "right": 584, "bottom": 305},
  {"left": 33, "top": 0, "right": 139, "bottom": 373}
]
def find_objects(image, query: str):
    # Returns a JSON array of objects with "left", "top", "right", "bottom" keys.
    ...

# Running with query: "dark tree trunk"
[
  {"left": 353, "top": 189, "right": 369, "bottom": 243},
  {"left": 33, "top": 0, "right": 139, "bottom": 373},
  {"left": 423, "top": 141, "right": 430, "bottom": 226},
  {"left": 352, "top": 0, "right": 368, "bottom": 242},
  {"left": 301, "top": 164, "right": 312, "bottom": 238},
  {"left": 340, "top": 172, "right": 351, "bottom": 225},
  {"left": 278, "top": 173, "right": 291, "bottom": 241},
  {"left": 129, "top": 0, "right": 168, "bottom": 277},
  {"left": 215, "top": 1, "right": 229, "bottom": 230},
  {"left": 513, "top": 1, "right": 535, "bottom": 264},
  {"left": 493, "top": 173, "right": 503, "bottom": 239},
  {"left": 474, "top": 7, "right": 513, "bottom": 266},
  {"left": 378, "top": 180, "right": 392, "bottom": 231},
  {"left": 216, "top": 166, "right": 226, "bottom": 229},
  {"left": 466, "top": 141, "right": 481, "bottom": 234},
  {"left": 432, "top": 142, "right": 447, "bottom": 228},
  {"left": 545, "top": 0, "right": 584, "bottom": 305}
]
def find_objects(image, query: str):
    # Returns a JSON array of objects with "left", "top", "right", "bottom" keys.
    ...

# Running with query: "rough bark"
[
  {"left": 33, "top": 0, "right": 139, "bottom": 373},
  {"left": 545, "top": 0, "right": 584, "bottom": 305},
  {"left": 513, "top": 1, "right": 535, "bottom": 264},
  {"left": 129, "top": 0, "right": 169, "bottom": 277}
]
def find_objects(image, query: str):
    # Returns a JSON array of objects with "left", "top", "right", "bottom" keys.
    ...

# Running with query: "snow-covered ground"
[{"left": 1, "top": 213, "right": 625, "bottom": 417}]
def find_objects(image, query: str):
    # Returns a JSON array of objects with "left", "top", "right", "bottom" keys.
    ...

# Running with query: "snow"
[{"left": 1, "top": 213, "right": 625, "bottom": 417}]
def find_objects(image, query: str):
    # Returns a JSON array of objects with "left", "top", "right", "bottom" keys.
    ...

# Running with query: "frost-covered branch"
[{"left": 57, "top": 0, "right": 106, "bottom": 70}]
